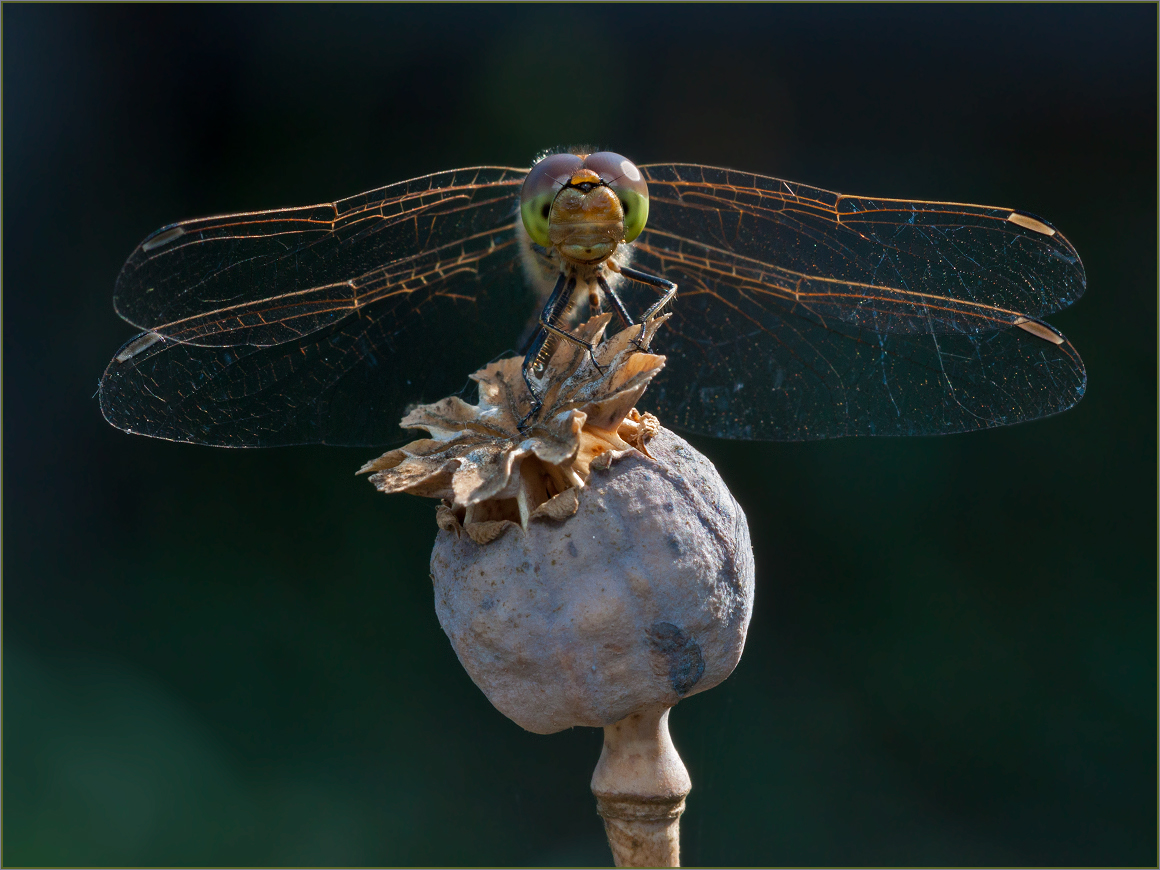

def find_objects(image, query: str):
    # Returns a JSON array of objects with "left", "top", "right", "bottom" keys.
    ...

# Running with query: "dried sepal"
[{"left": 361, "top": 315, "right": 668, "bottom": 541}]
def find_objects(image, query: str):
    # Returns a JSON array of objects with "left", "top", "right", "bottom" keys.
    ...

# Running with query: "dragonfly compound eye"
[
  {"left": 585, "top": 151, "right": 649, "bottom": 242},
  {"left": 520, "top": 152, "right": 583, "bottom": 247}
]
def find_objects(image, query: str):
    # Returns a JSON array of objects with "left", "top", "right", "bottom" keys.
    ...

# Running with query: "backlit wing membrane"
[
  {"left": 101, "top": 168, "right": 530, "bottom": 446},
  {"left": 633, "top": 164, "right": 1086, "bottom": 439},
  {"left": 101, "top": 161, "right": 1087, "bottom": 447}
]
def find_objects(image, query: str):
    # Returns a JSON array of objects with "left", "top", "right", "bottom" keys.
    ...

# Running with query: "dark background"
[{"left": 4, "top": 5, "right": 1156, "bottom": 867}]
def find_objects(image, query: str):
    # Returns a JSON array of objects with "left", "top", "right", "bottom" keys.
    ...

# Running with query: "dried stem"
[{"left": 591, "top": 705, "right": 692, "bottom": 868}]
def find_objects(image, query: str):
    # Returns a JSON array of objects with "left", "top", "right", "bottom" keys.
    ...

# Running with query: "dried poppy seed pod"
[
  {"left": 362, "top": 315, "right": 755, "bottom": 867},
  {"left": 428, "top": 425, "right": 753, "bottom": 734}
]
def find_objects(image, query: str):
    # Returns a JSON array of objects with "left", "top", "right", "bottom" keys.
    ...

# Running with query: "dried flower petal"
[{"left": 361, "top": 315, "right": 669, "bottom": 538}]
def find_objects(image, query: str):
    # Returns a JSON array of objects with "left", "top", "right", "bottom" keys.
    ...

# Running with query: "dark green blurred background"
[{"left": 4, "top": 5, "right": 1156, "bottom": 866}]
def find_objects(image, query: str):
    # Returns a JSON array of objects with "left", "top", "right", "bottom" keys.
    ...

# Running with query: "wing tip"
[
  {"left": 1013, "top": 317, "right": 1065, "bottom": 345},
  {"left": 140, "top": 224, "right": 187, "bottom": 252},
  {"left": 1006, "top": 211, "right": 1056, "bottom": 236}
]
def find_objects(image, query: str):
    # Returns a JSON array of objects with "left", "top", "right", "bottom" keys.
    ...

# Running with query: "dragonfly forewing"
[
  {"left": 113, "top": 168, "right": 528, "bottom": 346},
  {"left": 634, "top": 163, "right": 1086, "bottom": 439},
  {"left": 101, "top": 168, "right": 530, "bottom": 446}
]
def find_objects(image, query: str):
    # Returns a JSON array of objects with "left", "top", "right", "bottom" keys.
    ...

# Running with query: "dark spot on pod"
[
  {"left": 667, "top": 534, "right": 682, "bottom": 555},
  {"left": 647, "top": 622, "right": 705, "bottom": 697},
  {"left": 663, "top": 501, "right": 675, "bottom": 513},
  {"left": 567, "top": 541, "right": 579, "bottom": 558},
  {"left": 480, "top": 598, "right": 495, "bottom": 611}
]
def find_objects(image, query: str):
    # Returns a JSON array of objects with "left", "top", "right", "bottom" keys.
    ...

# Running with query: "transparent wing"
[
  {"left": 100, "top": 167, "right": 530, "bottom": 447},
  {"left": 634, "top": 163, "right": 1087, "bottom": 439}
]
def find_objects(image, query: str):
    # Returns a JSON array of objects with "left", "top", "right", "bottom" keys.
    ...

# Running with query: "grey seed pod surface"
[{"left": 430, "top": 428, "right": 755, "bottom": 735}]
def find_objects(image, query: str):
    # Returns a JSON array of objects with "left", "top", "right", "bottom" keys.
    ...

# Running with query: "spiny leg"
[
  {"left": 597, "top": 274, "right": 634, "bottom": 328},
  {"left": 538, "top": 265, "right": 675, "bottom": 368},
  {"left": 519, "top": 264, "right": 676, "bottom": 430},
  {"left": 521, "top": 273, "right": 570, "bottom": 422},
  {"left": 520, "top": 273, "right": 608, "bottom": 430},
  {"left": 601, "top": 264, "right": 678, "bottom": 351},
  {"left": 618, "top": 264, "right": 677, "bottom": 322},
  {"left": 537, "top": 275, "right": 609, "bottom": 376}
]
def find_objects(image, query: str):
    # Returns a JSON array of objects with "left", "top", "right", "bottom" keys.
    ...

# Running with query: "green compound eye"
[
  {"left": 617, "top": 187, "right": 649, "bottom": 243},
  {"left": 520, "top": 153, "right": 583, "bottom": 247},
  {"left": 585, "top": 151, "right": 650, "bottom": 243},
  {"left": 520, "top": 192, "right": 554, "bottom": 247}
]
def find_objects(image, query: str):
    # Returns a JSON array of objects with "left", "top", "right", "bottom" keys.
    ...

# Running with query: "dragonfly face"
[
  {"left": 519, "top": 151, "right": 650, "bottom": 265},
  {"left": 99, "top": 152, "right": 1086, "bottom": 447}
]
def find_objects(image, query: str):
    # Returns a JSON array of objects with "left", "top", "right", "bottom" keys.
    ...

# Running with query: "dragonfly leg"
[
  {"left": 519, "top": 273, "right": 609, "bottom": 431},
  {"left": 520, "top": 273, "right": 569, "bottom": 426},
  {"left": 597, "top": 274, "right": 634, "bottom": 327},
  {"left": 602, "top": 264, "right": 678, "bottom": 350},
  {"left": 535, "top": 273, "right": 605, "bottom": 370},
  {"left": 520, "top": 329, "right": 548, "bottom": 423},
  {"left": 619, "top": 265, "right": 677, "bottom": 322},
  {"left": 539, "top": 318, "right": 607, "bottom": 376}
]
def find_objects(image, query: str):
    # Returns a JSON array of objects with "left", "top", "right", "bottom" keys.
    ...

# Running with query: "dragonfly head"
[{"left": 520, "top": 151, "right": 650, "bottom": 266}]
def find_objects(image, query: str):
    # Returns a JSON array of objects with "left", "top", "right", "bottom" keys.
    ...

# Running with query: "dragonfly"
[{"left": 99, "top": 149, "right": 1086, "bottom": 447}]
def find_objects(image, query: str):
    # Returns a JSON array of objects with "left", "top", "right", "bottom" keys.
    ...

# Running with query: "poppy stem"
[{"left": 591, "top": 705, "right": 691, "bottom": 868}]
